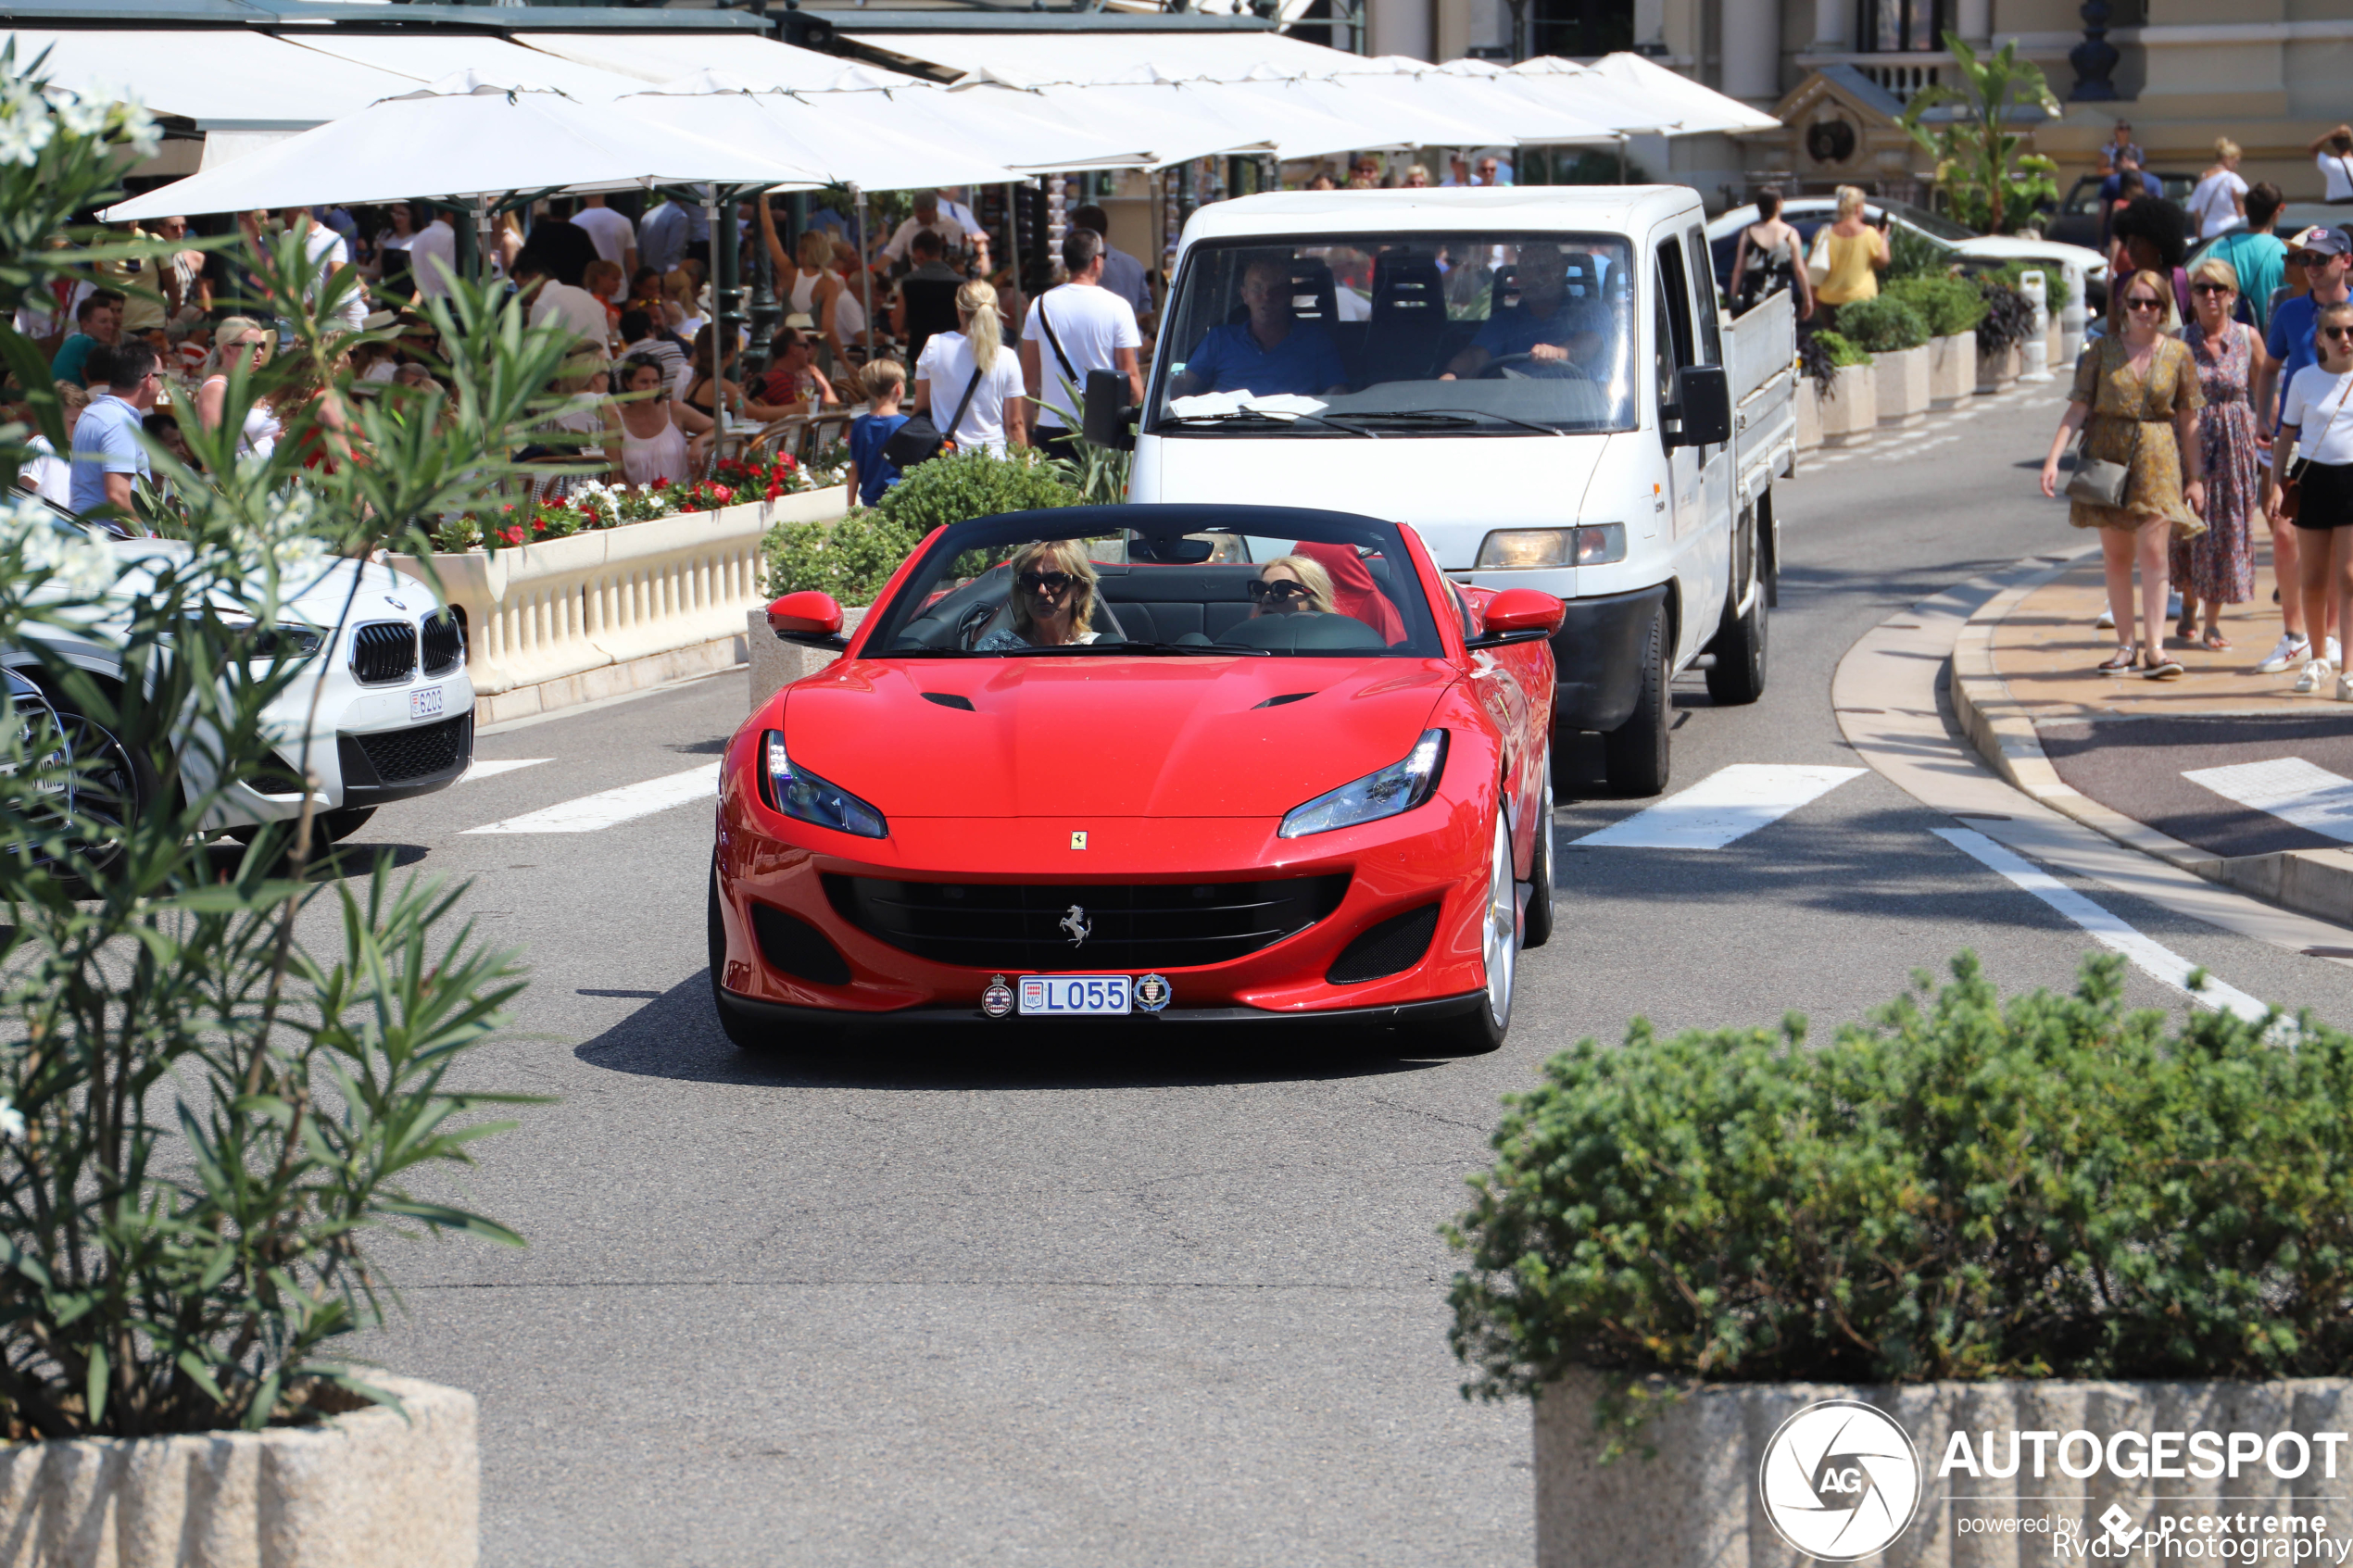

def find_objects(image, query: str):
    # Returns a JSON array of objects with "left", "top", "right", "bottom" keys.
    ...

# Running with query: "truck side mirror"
[
  {"left": 1668, "top": 364, "right": 1731, "bottom": 448},
  {"left": 1083, "top": 369, "right": 1138, "bottom": 452}
]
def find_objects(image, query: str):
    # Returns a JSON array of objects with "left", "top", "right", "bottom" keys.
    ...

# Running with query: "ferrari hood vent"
[
  {"left": 1254, "top": 692, "right": 1317, "bottom": 709},
  {"left": 921, "top": 692, "right": 976, "bottom": 711}
]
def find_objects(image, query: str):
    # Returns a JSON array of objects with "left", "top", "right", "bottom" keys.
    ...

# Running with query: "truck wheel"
[
  {"left": 1705, "top": 583, "right": 1768, "bottom": 706},
  {"left": 1602, "top": 608, "right": 1669, "bottom": 797},
  {"left": 1521, "top": 745, "right": 1554, "bottom": 950}
]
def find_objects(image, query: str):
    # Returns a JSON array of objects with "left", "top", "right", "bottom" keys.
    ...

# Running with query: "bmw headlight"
[
  {"left": 761, "top": 730, "right": 887, "bottom": 839},
  {"left": 1278, "top": 730, "right": 1447, "bottom": 839}
]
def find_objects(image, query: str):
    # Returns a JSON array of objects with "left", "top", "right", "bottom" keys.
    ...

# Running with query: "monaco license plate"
[
  {"left": 409, "top": 685, "right": 445, "bottom": 721},
  {"left": 1018, "top": 974, "right": 1132, "bottom": 1016}
]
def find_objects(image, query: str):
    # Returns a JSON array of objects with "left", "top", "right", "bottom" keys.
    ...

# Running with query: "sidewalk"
[{"left": 1953, "top": 542, "right": 2353, "bottom": 928}]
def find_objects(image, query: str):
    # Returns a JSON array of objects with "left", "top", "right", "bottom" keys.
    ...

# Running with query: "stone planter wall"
[
  {"left": 1536, "top": 1367, "right": 2353, "bottom": 1568},
  {"left": 1819, "top": 361, "right": 1878, "bottom": 447},
  {"left": 1927, "top": 332, "right": 1976, "bottom": 409},
  {"left": 1978, "top": 342, "right": 2022, "bottom": 395},
  {"left": 749, "top": 604, "right": 870, "bottom": 711},
  {"left": 391, "top": 485, "right": 848, "bottom": 724},
  {"left": 0, "top": 1374, "right": 475, "bottom": 1568},
  {"left": 1874, "top": 344, "right": 1931, "bottom": 429},
  {"left": 1793, "top": 376, "right": 1821, "bottom": 454}
]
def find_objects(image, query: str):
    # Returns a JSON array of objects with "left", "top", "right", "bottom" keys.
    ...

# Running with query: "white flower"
[
  {"left": 52, "top": 92, "right": 109, "bottom": 138},
  {"left": 0, "top": 105, "right": 53, "bottom": 169},
  {"left": 0, "top": 1099, "right": 23, "bottom": 1141},
  {"left": 271, "top": 533, "right": 330, "bottom": 584},
  {"left": 114, "top": 104, "right": 160, "bottom": 160}
]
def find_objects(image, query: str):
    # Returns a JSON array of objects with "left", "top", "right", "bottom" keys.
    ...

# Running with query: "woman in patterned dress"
[
  {"left": 2169, "top": 256, "right": 2271, "bottom": 650},
  {"left": 2040, "top": 269, "right": 2209, "bottom": 678}
]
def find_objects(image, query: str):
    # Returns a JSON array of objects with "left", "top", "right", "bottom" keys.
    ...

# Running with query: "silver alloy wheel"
[{"left": 1481, "top": 807, "right": 1516, "bottom": 1028}]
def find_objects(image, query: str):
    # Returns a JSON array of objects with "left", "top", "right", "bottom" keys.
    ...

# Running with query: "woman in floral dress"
[{"left": 2169, "top": 255, "right": 2270, "bottom": 649}]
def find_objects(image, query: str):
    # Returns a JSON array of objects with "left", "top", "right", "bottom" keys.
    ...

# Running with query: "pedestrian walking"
[
  {"left": 2109, "top": 195, "right": 2193, "bottom": 323},
  {"left": 2202, "top": 182, "right": 2286, "bottom": 334},
  {"left": 2268, "top": 300, "right": 2353, "bottom": 698},
  {"left": 2169, "top": 257, "right": 2268, "bottom": 650},
  {"left": 1018, "top": 227, "right": 1141, "bottom": 461},
  {"left": 1808, "top": 187, "right": 1888, "bottom": 320},
  {"left": 1729, "top": 186, "right": 1814, "bottom": 320},
  {"left": 2255, "top": 226, "right": 2353, "bottom": 669},
  {"left": 845, "top": 358, "right": 909, "bottom": 508},
  {"left": 2040, "top": 269, "right": 2208, "bottom": 678},
  {"left": 2188, "top": 140, "right": 2249, "bottom": 241},
  {"left": 912, "top": 279, "right": 1026, "bottom": 457},
  {"left": 2310, "top": 125, "right": 2353, "bottom": 206}
]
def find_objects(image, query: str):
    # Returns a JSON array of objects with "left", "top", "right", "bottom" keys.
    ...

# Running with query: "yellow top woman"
[{"left": 1815, "top": 186, "right": 1891, "bottom": 308}]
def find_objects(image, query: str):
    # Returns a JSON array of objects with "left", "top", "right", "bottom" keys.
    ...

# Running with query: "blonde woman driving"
[{"left": 975, "top": 539, "right": 1101, "bottom": 650}]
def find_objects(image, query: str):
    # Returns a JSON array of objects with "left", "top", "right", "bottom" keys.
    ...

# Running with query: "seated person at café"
[
  {"left": 1168, "top": 260, "right": 1348, "bottom": 399},
  {"left": 1442, "top": 246, "right": 1606, "bottom": 380}
]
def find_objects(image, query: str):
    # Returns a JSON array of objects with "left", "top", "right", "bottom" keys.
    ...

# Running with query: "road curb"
[{"left": 1949, "top": 548, "right": 2353, "bottom": 929}]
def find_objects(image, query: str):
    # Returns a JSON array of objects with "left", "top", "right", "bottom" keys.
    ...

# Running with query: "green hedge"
[
  {"left": 874, "top": 445, "right": 1081, "bottom": 534},
  {"left": 1445, "top": 953, "right": 2351, "bottom": 1410},
  {"left": 764, "top": 508, "right": 927, "bottom": 606},
  {"left": 1829, "top": 295, "right": 1930, "bottom": 354},
  {"left": 1811, "top": 329, "right": 1871, "bottom": 369},
  {"left": 1886, "top": 275, "right": 1989, "bottom": 339}
]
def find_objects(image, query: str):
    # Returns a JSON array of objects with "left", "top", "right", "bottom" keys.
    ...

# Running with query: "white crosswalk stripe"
[
  {"left": 1572, "top": 764, "right": 1866, "bottom": 849},
  {"left": 463, "top": 762, "right": 718, "bottom": 834},
  {"left": 459, "top": 759, "right": 551, "bottom": 784},
  {"left": 1932, "top": 827, "right": 2271, "bottom": 1022},
  {"left": 2183, "top": 757, "right": 2353, "bottom": 845}
]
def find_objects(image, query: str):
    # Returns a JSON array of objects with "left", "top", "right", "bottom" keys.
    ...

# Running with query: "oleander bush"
[
  {"left": 1887, "top": 275, "right": 1990, "bottom": 338},
  {"left": 1831, "top": 295, "right": 1931, "bottom": 354},
  {"left": 872, "top": 445, "right": 1080, "bottom": 534},
  {"left": 1445, "top": 953, "right": 2351, "bottom": 1417}
]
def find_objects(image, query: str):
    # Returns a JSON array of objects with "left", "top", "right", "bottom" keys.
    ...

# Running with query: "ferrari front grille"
[{"left": 823, "top": 874, "right": 1352, "bottom": 972}]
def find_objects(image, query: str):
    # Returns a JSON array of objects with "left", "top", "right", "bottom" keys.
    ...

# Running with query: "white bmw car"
[{"left": 11, "top": 513, "right": 475, "bottom": 844}]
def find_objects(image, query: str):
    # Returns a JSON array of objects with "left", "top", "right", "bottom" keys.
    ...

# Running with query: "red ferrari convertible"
[{"left": 710, "top": 504, "right": 1563, "bottom": 1055}]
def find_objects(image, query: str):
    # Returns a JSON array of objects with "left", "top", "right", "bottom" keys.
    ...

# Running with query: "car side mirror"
[
  {"left": 1667, "top": 363, "right": 1731, "bottom": 448},
  {"left": 1466, "top": 587, "right": 1566, "bottom": 649},
  {"left": 1083, "top": 369, "right": 1138, "bottom": 452},
  {"left": 767, "top": 590, "right": 849, "bottom": 651}
]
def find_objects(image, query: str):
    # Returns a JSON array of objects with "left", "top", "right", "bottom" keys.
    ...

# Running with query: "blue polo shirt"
[
  {"left": 69, "top": 393, "right": 147, "bottom": 517},
  {"left": 1178, "top": 320, "right": 1345, "bottom": 397},
  {"left": 1472, "top": 300, "right": 1604, "bottom": 359},
  {"left": 2269, "top": 293, "right": 2329, "bottom": 428}
]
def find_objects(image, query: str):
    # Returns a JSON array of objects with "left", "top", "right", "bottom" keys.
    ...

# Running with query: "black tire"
[
  {"left": 1713, "top": 509, "right": 1769, "bottom": 705},
  {"left": 708, "top": 866, "right": 840, "bottom": 1052},
  {"left": 1406, "top": 809, "right": 1515, "bottom": 1057},
  {"left": 47, "top": 696, "right": 162, "bottom": 878},
  {"left": 1602, "top": 607, "right": 1670, "bottom": 797},
  {"left": 1521, "top": 744, "right": 1555, "bottom": 950}
]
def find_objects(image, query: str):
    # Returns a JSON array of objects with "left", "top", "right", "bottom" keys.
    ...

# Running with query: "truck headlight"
[
  {"left": 1278, "top": 730, "right": 1446, "bottom": 839},
  {"left": 761, "top": 731, "right": 887, "bottom": 839},
  {"left": 1474, "top": 525, "right": 1626, "bottom": 569}
]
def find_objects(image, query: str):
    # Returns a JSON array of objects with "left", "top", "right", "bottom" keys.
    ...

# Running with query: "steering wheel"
[
  {"left": 954, "top": 599, "right": 997, "bottom": 650},
  {"left": 1477, "top": 351, "right": 1591, "bottom": 382}
]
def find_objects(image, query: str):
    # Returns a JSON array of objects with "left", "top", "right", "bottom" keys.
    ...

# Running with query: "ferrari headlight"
[
  {"left": 1474, "top": 525, "right": 1625, "bottom": 569},
  {"left": 1278, "top": 730, "right": 1446, "bottom": 839},
  {"left": 761, "top": 730, "right": 887, "bottom": 839}
]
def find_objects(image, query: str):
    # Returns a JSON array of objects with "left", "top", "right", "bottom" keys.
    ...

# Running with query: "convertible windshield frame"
[
  {"left": 859, "top": 508, "right": 1450, "bottom": 660},
  {"left": 1147, "top": 230, "right": 1642, "bottom": 438}
]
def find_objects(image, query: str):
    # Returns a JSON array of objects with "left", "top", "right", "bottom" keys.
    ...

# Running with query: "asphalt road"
[{"left": 338, "top": 381, "right": 2353, "bottom": 1568}]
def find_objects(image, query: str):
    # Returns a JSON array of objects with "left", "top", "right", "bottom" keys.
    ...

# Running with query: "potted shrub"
[
  {"left": 1445, "top": 953, "right": 2352, "bottom": 1568},
  {"left": 0, "top": 69, "right": 548, "bottom": 1563},
  {"left": 1888, "top": 275, "right": 1990, "bottom": 408},
  {"left": 1836, "top": 295, "right": 1933, "bottom": 430},
  {"left": 1976, "top": 277, "right": 2034, "bottom": 393},
  {"left": 1811, "top": 331, "right": 1878, "bottom": 446}
]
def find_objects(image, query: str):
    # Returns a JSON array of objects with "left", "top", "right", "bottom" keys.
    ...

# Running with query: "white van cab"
[{"left": 1091, "top": 186, "right": 1796, "bottom": 794}]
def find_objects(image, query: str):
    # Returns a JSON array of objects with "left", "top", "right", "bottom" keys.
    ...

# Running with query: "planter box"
[
  {"left": 1928, "top": 332, "right": 1976, "bottom": 409},
  {"left": 749, "top": 604, "right": 869, "bottom": 711},
  {"left": 1977, "top": 342, "right": 2022, "bottom": 395},
  {"left": 1793, "top": 376, "right": 1822, "bottom": 454},
  {"left": 0, "top": 1375, "right": 475, "bottom": 1567},
  {"left": 1818, "top": 361, "right": 1878, "bottom": 447},
  {"left": 1874, "top": 344, "right": 1931, "bottom": 429},
  {"left": 389, "top": 487, "right": 847, "bottom": 701},
  {"left": 1536, "top": 1366, "right": 2353, "bottom": 1568}
]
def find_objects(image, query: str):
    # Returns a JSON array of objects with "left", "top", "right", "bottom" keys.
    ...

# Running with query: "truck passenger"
[{"left": 1168, "top": 260, "right": 1348, "bottom": 399}]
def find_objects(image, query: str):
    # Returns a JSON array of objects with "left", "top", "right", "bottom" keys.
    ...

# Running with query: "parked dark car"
[{"left": 2045, "top": 172, "right": 2199, "bottom": 252}]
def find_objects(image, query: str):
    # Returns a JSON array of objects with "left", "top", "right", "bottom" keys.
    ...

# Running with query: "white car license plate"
[
  {"left": 409, "top": 686, "right": 445, "bottom": 721},
  {"left": 1018, "top": 975, "right": 1132, "bottom": 1015}
]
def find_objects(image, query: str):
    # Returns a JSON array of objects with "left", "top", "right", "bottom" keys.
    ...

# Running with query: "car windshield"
[
  {"left": 863, "top": 511, "right": 1448, "bottom": 659},
  {"left": 1881, "top": 201, "right": 1977, "bottom": 242},
  {"left": 1148, "top": 232, "right": 1638, "bottom": 436}
]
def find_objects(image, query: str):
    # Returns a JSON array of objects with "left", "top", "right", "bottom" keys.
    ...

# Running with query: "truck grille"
[
  {"left": 421, "top": 609, "right": 465, "bottom": 677},
  {"left": 823, "top": 873, "right": 1351, "bottom": 972},
  {"left": 349, "top": 715, "right": 472, "bottom": 784},
  {"left": 348, "top": 621, "right": 418, "bottom": 685}
]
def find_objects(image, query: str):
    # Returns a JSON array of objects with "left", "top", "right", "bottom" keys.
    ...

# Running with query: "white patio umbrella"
[
  {"left": 616, "top": 70, "right": 1025, "bottom": 194},
  {"left": 1568, "top": 53, "right": 1781, "bottom": 135},
  {"left": 1332, "top": 57, "right": 1618, "bottom": 146},
  {"left": 1441, "top": 56, "right": 1680, "bottom": 136},
  {"left": 821, "top": 80, "right": 1152, "bottom": 173},
  {"left": 104, "top": 71, "right": 827, "bottom": 221}
]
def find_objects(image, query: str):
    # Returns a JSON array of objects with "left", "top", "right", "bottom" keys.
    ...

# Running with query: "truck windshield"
[{"left": 1150, "top": 232, "right": 1638, "bottom": 437}]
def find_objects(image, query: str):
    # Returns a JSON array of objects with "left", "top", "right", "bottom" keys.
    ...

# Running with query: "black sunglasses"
[
  {"left": 2324, "top": 327, "right": 2353, "bottom": 341},
  {"left": 1017, "top": 571, "right": 1075, "bottom": 593},
  {"left": 2191, "top": 282, "right": 2233, "bottom": 295},
  {"left": 1248, "top": 578, "right": 1316, "bottom": 603},
  {"left": 2124, "top": 296, "right": 2167, "bottom": 312}
]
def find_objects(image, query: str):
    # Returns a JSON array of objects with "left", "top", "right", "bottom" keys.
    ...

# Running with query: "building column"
[
  {"left": 1956, "top": 0, "right": 1991, "bottom": 49},
  {"left": 1719, "top": 0, "right": 1781, "bottom": 101},
  {"left": 1810, "top": 0, "right": 1847, "bottom": 53}
]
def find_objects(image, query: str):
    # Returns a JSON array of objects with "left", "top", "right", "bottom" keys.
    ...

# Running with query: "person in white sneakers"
[{"left": 2268, "top": 299, "right": 2353, "bottom": 697}]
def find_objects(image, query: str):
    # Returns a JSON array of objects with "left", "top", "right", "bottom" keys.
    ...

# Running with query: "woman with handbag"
[
  {"left": 2040, "top": 269, "right": 2209, "bottom": 678},
  {"left": 1809, "top": 186, "right": 1888, "bottom": 324},
  {"left": 2266, "top": 300, "right": 2353, "bottom": 698},
  {"left": 2168, "top": 257, "right": 2271, "bottom": 652},
  {"left": 911, "top": 279, "right": 1027, "bottom": 458}
]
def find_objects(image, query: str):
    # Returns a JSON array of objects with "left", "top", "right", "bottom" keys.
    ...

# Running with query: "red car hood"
[{"left": 780, "top": 655, "right": 1457, "bottom": 820}]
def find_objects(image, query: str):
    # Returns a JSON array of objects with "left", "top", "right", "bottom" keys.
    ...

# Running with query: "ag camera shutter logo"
[{"left": 1758, "top": 1399, "right": 1922, "bottom": 1561}]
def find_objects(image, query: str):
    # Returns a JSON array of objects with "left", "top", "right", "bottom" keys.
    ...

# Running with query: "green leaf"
[{"left": 0, "top": 322, "right": 63, "bottom": 450}]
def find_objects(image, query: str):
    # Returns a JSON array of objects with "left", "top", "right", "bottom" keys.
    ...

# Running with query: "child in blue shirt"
[{"left": 845, "top": 358, "right": 910, "bottom": 508}]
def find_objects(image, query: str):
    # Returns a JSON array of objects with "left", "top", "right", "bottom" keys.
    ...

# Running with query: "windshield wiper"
[
  {"left": 1322, "top": 408, "right": 1566, "bottom": 436},
  {"left": 1099, "top": 638, "right": 1272, "bottom": 657},
  {"left": 1161, "top": 409, "right": 1376, "bottom": 438}
]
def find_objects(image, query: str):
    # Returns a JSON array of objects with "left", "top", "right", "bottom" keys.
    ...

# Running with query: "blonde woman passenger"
[
  {"left": 975, "top": 538, "right": 1100, "bottom": 650},
  {"left": 1250, "top": 555, "right": 1337, "bottom": 617},
  {"left": 912, "top": 278, "right": 1027, "bottom": 456}
]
